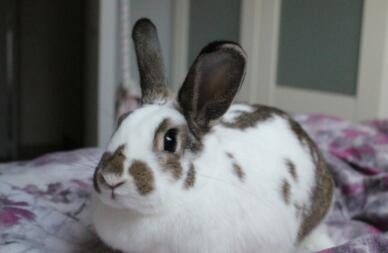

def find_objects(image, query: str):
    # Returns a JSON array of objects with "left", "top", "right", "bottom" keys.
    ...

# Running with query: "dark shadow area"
[{"left": 0, "top": 0, "right": 91, "bottom": 162}]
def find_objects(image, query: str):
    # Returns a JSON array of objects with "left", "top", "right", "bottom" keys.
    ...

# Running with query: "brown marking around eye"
[
  {"left": 285, "top": 159, "right": 298, "bottom": 182},
  {"left": 129, "top": 160, "right": 155, "bottom": 195},
  {"left": 226, "top": 152, "right": 245, "bottom": 181},
  {"left": 153, "top": 118, "right": 190, "bottom": 180},
  {"left": 153, "top": 119, "right": 171, "bottom": 151},
  {"left": 282, "top": 179, "right": 291, "bottom": 205},
  {"left": 184, "top": 163, "right": 196, "bottom": 189}
]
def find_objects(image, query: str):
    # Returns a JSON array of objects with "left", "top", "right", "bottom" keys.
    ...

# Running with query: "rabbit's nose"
[
  {"left": 106, "top": 180, "right": 125, "bottom": 190},
  {"left": 99, "top": 176, "right": 126, "bottom": 200},
  {"left": 98, "top": 173, "right": 125, "bottom": 189}
]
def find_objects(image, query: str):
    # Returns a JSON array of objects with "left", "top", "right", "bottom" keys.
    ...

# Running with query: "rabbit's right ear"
[
  {"left": 132, "top": 18, "right": 168, "bottom": 104},
  {"left": 178, "top": 41, "right": 246, "bottom": 138}
]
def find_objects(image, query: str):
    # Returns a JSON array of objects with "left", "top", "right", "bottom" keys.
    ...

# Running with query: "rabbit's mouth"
[
  {"left": 96, "top": 189, "right": 162, "bottom": 214},
  {"left": 93, "top": 174, "right": 162, "bottom": 213}
]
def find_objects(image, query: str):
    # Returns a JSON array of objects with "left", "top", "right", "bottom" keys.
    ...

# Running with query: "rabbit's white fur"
[
  {"left": 93, "top": 103, "right": 327, "bottom": 253},
  {"left": 298, "top": 224, "right": 334, "bottom": 252}
]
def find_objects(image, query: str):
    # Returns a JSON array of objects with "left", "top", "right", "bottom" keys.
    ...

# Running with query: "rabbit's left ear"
[
  {"left": 132, "top": 18, "right": 168, "bottom": 104},
  {"left": 178, "top": 41, "right": 246, "bottom": 138}
]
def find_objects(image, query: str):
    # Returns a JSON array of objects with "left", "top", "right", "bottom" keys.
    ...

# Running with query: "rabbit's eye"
[{"left": 163, "top": 129, "right": 178, "bottom": 153}]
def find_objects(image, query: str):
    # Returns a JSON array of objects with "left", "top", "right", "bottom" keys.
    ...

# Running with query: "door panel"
[
  {"left": 188, "top": 0, "right": 241, "bottom": 65},
  {"left": 277, "top": 0, "right": 363, "bottom": 95},
  {"left": 240, "top": 0, "right": 388, "bottom": 121}
]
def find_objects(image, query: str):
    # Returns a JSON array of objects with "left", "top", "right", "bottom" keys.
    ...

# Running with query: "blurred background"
[{"left": 1, "top": 0, "right": 388, "bottom": 162}]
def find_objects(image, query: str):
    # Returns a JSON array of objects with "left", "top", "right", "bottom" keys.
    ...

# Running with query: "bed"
[{"left": 1, "top": 114, "right": 388, "bottom": 253}]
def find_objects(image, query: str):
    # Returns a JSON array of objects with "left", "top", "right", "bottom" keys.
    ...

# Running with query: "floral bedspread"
[{"left": 0, "top": 114, "right": 388, "bottom": 253}]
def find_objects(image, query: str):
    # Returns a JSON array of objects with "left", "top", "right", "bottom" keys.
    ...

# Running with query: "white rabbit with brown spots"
[{"left": 92, "top": 18, "right": 334, "bottom": 253}]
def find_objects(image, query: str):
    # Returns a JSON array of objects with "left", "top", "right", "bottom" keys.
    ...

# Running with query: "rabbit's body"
[
  {"left": 93, "top": 104, "right": 332, "bottom": 253},
  {"left": 93, "top": 19, "right": 333, "bottom": 253}
]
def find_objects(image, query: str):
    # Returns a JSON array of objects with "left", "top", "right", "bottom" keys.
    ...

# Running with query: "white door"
[{"left": 240, "top": 0, "right": 388, "bottom": 121}]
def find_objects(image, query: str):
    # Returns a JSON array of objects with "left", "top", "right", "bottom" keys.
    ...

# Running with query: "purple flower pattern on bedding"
[
  {"left": 295, "top": 114, "right": 388, "bottom": 253},
  {"left": 0, "top": 197, "right": 35, "bottom": 226},
  {"left": 0, "top": 115, "right": 387, "bottom": 252}
]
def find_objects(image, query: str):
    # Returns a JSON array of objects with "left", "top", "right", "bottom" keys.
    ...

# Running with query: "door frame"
[
  {"left": 171, "top": 0, "right": 190, "bottom": 90},
  {"left": 97, "top": 0, "right": 119, "bottom": 147},
  {"left": 240, "top": 0, "right": 388, "bottom": 120}
]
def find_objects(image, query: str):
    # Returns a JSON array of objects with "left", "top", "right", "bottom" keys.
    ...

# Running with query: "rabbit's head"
[{"left": 93, "top": 18, "right": 246, "bottom": 213}]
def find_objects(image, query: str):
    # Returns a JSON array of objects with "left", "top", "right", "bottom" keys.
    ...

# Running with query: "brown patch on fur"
[
  {"left": 282, "top": 179, "right": 291, "bottom": 205},
  {"left": 286, "top": 159, "right": 298, "bottom": 182},
  {"left": 184, "top": 163, "right": 196, "bottom": 189},
  {"left": 288, "top": 119, "right": 334, "bottom": 241},
  {"left": 129, "top": 160, "right": 155, "bottom": 195},
  {"left": 233, "top": 163, "right": 245, "bottom": 181},
  {"left": 223, "top": 105, "right": 333, "bottom": 240},
  {"left": 226, "top": 152, "right": 234, "bottom": 159},
  {"left": 97, "top": 145, "right": 126, "bottom": 176},
  {"left": 222, "top": 104, "right": 286, "bottom": 129},
  {"left": 297, "top": 151, "right": 333, "bottom": 241},
  {"left": 226, "top": 152, "right": 245, "bottom": 181},
  {"left": 288, "top": 120, "right": 317, "bottom": 163},
  {"left": 158, "top": 154, "right": 183, "bottom": 179}
]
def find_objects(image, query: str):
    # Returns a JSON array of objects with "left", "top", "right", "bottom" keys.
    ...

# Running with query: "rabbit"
[{"left": 92, "top": 18, "right": 334, "bottom": 253}]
